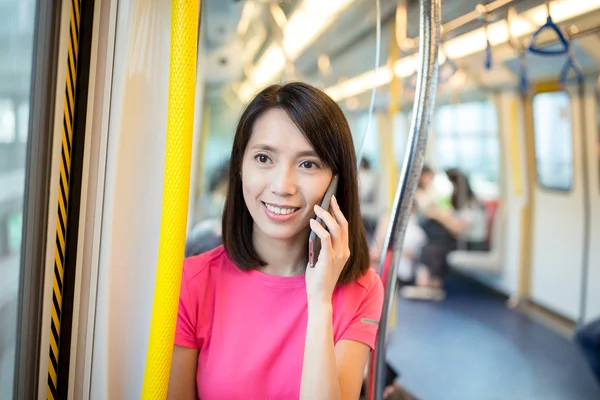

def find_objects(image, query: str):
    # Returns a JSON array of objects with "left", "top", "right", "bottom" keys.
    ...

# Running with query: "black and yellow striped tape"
[{"left": 48, "top": 0, "right": 81, "bottom": 398}]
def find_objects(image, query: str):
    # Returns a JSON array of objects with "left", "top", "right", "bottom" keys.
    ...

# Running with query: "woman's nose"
[{"left": 270, "top": 166, "right": 297, "bottom": 196}]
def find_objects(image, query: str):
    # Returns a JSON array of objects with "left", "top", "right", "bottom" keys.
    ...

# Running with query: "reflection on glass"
[
  {"left": 0, "top": 0, "right": 37, "bottom": 397},
  {"left": 532, "top": 92, "right": 573, "bottom": 191}
]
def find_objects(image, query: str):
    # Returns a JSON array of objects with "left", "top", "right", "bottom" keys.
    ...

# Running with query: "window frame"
[{"left": 13, "top": 1, "right": 62, "bottom": 398}]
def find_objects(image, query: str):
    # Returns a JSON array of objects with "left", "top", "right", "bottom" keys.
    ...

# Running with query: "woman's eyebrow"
[
  {"left": 251, "top": 144, "right": 318, "bottom": 158},
  {"left": 296, "top": 150, "right": 318, "bottom": 158},
  {"left": 251, "top": 144, "right": 277, "bottom": 152}
]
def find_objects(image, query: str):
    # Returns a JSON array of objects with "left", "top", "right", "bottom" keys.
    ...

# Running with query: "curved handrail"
[{"left": 367, "top": 0, "right": 441, "bottom": 399}]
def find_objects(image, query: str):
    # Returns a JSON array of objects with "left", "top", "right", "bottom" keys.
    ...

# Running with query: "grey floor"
[{"left": 386, "top": 274, "right": 600, "bottom": 400}]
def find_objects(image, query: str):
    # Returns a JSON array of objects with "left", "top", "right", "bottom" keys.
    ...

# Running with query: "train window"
[
  {"left": 393, "top": 112, "right": 410, "bottom": 164},
  {"left": 433, "top": 101, "right": 499, "bottom": 183},
  {"left": 0, "top": 100, "right": 16, "bottom": 142},
  {"left": 532, "top": 91, "right": 573, "bottom": 191},
  {"left": 0, "top": 1, "right": 36, "bottom": 397}
]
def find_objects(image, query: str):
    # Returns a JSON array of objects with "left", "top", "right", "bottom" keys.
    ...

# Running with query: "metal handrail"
[
  {"left": 367, "top": 0, "right": 441, "bottom": 399},
  {"left": 400, "top": 0, "right": 516, "bottom": 52}
]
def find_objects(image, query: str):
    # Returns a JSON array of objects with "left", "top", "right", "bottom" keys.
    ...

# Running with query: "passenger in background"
[
  {"left": 401, "top": 165, "right": 452, "bottom": 301},
  {"left": 369, "top": 204, "right": 426, "bottom": 284},
  {"left": 574, "top": 317, "right": 600, "bottom": 385},
  {"left": 437, "top": 168, "right": 488, "bottom": 251},
  {"left": 403, "top": 167, "right": 489, "bottom": 301},
  {"left": 184, "top": 160, "right": 230, "bottom": 257},
  {"left": 201, "top": 159, "right": 230, "bottom": 221},
  {"left": 414, "top": 165, "right": 439, "bottom": 216},
  {"left": 168, "top": 82, "right": 384, "bottom": 400},
  {"left": 359, "top": 156, "right": 386, "bottom": 242}
]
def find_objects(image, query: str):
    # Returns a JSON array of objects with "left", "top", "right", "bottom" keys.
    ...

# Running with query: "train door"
[
  {"left": 582, "top": 83, "right": 600, "bottom": 323},
  {"left": 526, "top": 84, "right": 588, "bottom": 321}
]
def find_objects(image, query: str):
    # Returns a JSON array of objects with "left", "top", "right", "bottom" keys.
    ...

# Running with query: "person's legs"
[
  {"left": 574, "top": 318, "right": 600, "bottom": 383},
  {"left": 418, "top": 242, "right": 452, "bottom": 286},
  {"left": 401, "top": 241, "right": 454, "bottom": 301}
]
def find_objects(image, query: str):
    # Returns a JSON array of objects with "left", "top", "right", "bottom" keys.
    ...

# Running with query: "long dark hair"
[
  {"left": 221, "top": 82, "right": 370, "bottom": 284},
  {"left": 446, "top": 168, "right": 477, "bottom": 210}
]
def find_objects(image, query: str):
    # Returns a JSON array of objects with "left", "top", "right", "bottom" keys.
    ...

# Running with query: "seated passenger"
[
  {"left": 168, "top": 83, "right": 384, "bottom": 400},
  {"left": 431, "top": 168, "right": 488, "bottom": 251},
  {"left": 369, "top": 205, "right": 426, "bottom": 283},
  {"left": 401, "top": 165, "right": 453, "bottom": 301},
  {"left": 185, "top": 160, "right": 230, "bottom": 257}
]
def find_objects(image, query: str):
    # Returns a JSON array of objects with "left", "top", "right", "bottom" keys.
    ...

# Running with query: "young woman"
[
  {"left": 437, "top": 168, "right": 488, "bottom": 251},
  {"left": 167, "top": 82, "right": 384, "bottom": 399}
]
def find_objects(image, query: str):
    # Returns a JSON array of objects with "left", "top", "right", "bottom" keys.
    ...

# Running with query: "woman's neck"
[{"left": 252, "top": 226, "right": 309, "bottom": 277}]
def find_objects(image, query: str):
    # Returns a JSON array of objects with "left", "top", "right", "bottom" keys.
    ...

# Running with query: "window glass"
[
  {"left": 597, "top": 89, "right": 599, "bottom": 191},
  {"left": 0, "top": 100, "right": 16, "bottom": 143},
  {"left": 393, "top": 112, "right": 410, "bottom": 164},
  {"left": 433, "top": 101, "right": 500, "bottom": 186},
  {"left": 532, "top": 91, "right": 573, "bottom": 191},
  {"left": 0, "top": 0, "right": 36, "bottom": 397}
]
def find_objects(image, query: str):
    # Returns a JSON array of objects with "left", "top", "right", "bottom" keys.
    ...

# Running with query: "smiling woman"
[
  {"left": 241, "top": 108, "right": 333, "bottom": 247},
  {"left": 167, "top": 82, "right": 384, "bottom": 400},
  {"left": 223, "top": 82, "right": 371, "bottom": 284}
]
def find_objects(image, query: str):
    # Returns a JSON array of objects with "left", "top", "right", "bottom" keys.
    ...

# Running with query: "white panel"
[
  {"left": 530, "top": 92, "right": 585, "bottom": 320},
  {"left": 90, "top": 0, "right": 205, "bottom": 398},
  {"left": 70, "top": 0, "right": 119, "bottom": 398},
  {"left": 584, "top": 86, "right": 600, "bottom": 323}
]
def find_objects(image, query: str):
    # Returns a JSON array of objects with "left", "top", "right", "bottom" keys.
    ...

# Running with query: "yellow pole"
[
  {"left": 385, "top": 13, "right": 401, "bottom": 208},
  {"left": 141, "top": 1, "right": 201, "bottom": 398}
]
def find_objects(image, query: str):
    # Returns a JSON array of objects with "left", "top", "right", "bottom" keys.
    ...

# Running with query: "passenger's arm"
[
  {"left": 167, "top": 345, "right": 199, "bottom": 400},
  {"left": 335, "top": 340, "right": 372, "bottom": 398},
  {"left": 300, "top": 303, "right": 372, "bottom": 400},
  {"left": 430, "top": 208, "right": 471, "bottom": 236},
  {"left": 300, "top": 301, "right": 342, "bottom": 400}
]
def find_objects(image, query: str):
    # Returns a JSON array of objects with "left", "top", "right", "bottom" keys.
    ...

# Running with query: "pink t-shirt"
[{"left": 175, "top": 245, "right": 384, "bottom": 399}]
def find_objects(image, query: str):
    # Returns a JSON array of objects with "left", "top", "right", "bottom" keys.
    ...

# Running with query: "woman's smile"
[{"left": 262, "top": 201, "right": 301, "bottom": 222}]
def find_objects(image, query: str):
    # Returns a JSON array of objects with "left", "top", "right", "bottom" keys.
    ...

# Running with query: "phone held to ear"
[{"left": 308, "top": 174, "right": 339, "bottom": 268}]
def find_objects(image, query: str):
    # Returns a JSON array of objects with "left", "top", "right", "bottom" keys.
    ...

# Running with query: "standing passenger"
[{"left": 168, "top": 82, "right": 384, "bottom": 400}]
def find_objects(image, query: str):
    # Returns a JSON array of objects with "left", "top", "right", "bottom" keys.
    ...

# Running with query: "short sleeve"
[
  {"left": 174, "top": 261, "right": 199, "bottom": 348},
  {"left": 339, "top": 273, "right": 384, "bottom": 350}
]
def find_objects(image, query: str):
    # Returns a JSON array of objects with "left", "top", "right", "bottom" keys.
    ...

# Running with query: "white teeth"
[{"left": 265, "top": 203, "right": 297, "bottom": 215}]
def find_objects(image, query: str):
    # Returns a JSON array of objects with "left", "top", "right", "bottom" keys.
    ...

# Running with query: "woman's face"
[
  {"left": 241, "top": 108, "right": 333, "bottom": 242},
  {"left": 420, "top": 171, "right": 434, "bottom": 189}
]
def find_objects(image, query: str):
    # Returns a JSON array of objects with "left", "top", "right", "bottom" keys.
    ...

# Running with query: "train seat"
[{"left": 446, "top": 201, "right": 504, "bottom": 273}]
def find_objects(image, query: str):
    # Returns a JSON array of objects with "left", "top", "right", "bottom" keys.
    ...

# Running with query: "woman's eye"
[
  {"left": 255, "top": 154, "right": 271, "bottom": 164},
  {"left": 300, "top": 160, "right": 319, "bottom": 169}
]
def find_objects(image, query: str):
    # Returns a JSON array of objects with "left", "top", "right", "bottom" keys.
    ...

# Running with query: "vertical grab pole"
[
  {"left": 141, "top": 1, "right": 201, "bottom": 399},
  {"left": 367, "top": 1, "right": 441, "bottom": 399}
]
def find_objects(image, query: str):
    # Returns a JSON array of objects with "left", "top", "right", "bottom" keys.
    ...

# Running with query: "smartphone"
[{"left": 308, "top": 174, "right": 339, "bottom": 268}]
